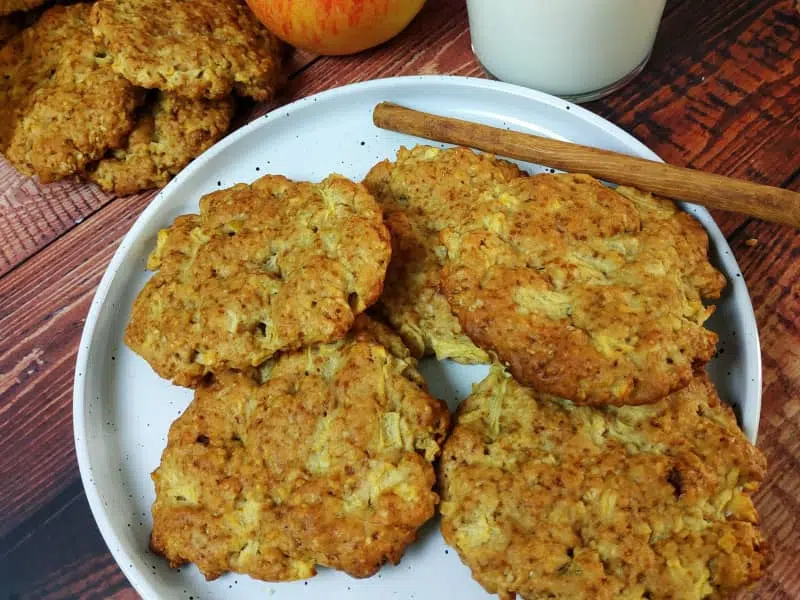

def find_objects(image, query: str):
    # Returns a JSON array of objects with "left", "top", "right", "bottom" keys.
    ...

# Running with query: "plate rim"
[{"left": 72, "top": 74, "right": 762, "bottom": 600}]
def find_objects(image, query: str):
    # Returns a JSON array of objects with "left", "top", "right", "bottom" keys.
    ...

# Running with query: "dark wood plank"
[
  {"left": 0, "top": 49, "right": 317, "bottom": 279},
  {"left": 1, "top": 0, "right": 798, "bottom": 598},
  {"left": 0, "top": 190, "right": 153, "bottom": 537},
  {"left": 0, "top": 482, "right": 133, "bottom": 600},
  {"left": 0, "top": 172, "right": 111, "bottom": 277}
]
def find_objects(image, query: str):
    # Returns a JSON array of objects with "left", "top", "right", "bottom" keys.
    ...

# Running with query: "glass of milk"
[{"left": 466, "top": 0, "right": 668, "bottom": 102}]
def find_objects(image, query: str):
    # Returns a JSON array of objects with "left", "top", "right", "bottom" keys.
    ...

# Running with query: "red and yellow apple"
[{"left": 246, "top": 0, "right": 426, "bottom": 56}]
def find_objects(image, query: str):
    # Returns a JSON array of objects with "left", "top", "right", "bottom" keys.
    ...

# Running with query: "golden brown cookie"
[
  {"left": 90, "top": 0, "right": 283, "bottom": 100},
  {"left": 89, "top": 91, "right": 234, "bottom": 195},
  {"left": 0, "top": 0, "right": 47, "bottom": 18},
  {"left": 440, "top": 366, "right": 768, "bottom": 600},
  {"left": 150, "top": 316, "right": 450, "bottom": 581},
  {"left": 125, "top": 174, "right": 391, "bottom": 387},
  {"left": 363, "top": 145, "right": 525, "bottom": 363},
  {"left": 0, "top": 4, "right": 139, "bottom": 182},
  {"left": 441, "top": 174, "right": 726, "bottom": 406}
]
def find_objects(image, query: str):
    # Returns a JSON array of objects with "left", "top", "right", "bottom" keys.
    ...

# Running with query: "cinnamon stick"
[{"left": 373, "top": 102, "right": 800, "bottom": 229}]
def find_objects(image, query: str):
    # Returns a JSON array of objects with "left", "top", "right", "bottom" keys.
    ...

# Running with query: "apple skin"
[{"left": 246, "top": 0, "right": 426, "bottom": 56}]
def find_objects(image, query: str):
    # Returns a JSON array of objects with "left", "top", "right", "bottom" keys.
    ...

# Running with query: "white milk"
[{"left": 467, "top": 0, "right": 668, "bottom": 100}]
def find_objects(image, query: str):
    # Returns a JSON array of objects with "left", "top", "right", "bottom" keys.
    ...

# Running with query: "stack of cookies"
[
  {"left": 365, "top": 146, "right": 768, "bottom": 599},
  {"left": 125, "top": 173, "right": 451, "bottom": 581},
  {"left": 125, "top": 146, "right": 768, "bottom": 598},
  {"left": 0, "top": 0, "right": 282, "bottom": 194}
]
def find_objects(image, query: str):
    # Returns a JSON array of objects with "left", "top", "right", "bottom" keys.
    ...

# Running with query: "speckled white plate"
[{"left": 74, "top": 76, "right": 761, "bottom": 600}]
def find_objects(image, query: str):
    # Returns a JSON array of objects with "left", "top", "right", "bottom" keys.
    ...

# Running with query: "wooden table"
[{"left": 1, "top": 0, "right": 798, "bottom": 597}]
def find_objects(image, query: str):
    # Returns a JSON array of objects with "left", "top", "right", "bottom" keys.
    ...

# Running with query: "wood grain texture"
[
  {"left": 1, "top": 0, "right": 798, "bottom": 598},
  {"left": 0, "top": 170, "right": 112, "bottom": 277},
  {"left": 0, "top": 482, "right": 133, "bottom": 599},
  {"left": 0, "top": 190, "right": 154, "bottom": 537}
]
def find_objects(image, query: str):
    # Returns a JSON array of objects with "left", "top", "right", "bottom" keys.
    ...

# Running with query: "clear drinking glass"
[{"left": 466, "top": 0, "right": 668, "bottom": 102}]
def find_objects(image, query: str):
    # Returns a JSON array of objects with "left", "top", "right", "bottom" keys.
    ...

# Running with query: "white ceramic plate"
[{"left": 74, "top": 76, "right": 761, "bottom": 600}]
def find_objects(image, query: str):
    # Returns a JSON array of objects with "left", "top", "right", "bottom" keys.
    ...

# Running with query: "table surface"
[{"left": 1, "top": 0, "right": 798, "bottom": 598}]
